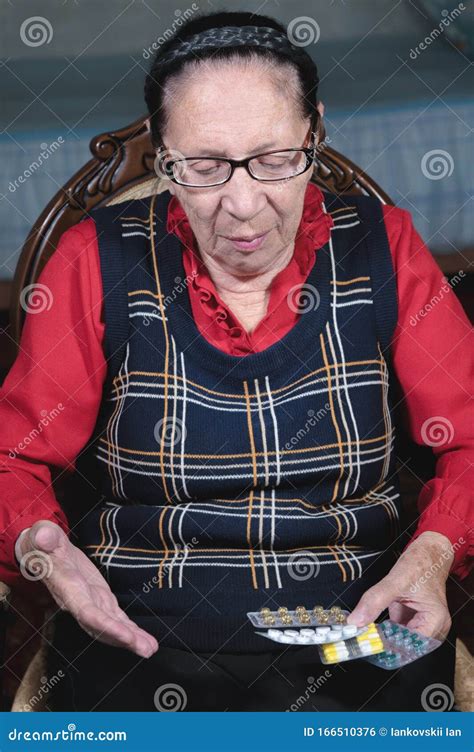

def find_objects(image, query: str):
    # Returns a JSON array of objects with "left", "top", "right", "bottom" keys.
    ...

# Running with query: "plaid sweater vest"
[{"left": 71, "top": 189, "right": 403, "bottom": 653}]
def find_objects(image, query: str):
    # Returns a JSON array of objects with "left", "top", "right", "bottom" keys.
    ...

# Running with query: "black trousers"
[{"left": 46, "top": 611, "right": 457, "bottom": 712}]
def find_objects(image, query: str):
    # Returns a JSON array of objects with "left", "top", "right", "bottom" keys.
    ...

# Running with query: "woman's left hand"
[{"left": 346, "top": 531, "right": 454, "bottom": 641}]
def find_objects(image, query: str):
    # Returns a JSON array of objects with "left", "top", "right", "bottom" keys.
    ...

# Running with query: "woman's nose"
[{"left": 220, "top": 166, "right": 267, "bottom": 219}]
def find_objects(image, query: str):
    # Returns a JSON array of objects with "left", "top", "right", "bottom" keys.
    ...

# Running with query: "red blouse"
[{"left": 0, "top": 183, "right": 472, "bottom": 585}]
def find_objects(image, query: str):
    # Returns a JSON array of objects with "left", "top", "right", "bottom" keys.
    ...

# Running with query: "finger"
[
  {"left": 78, "top": 612, "right": 152, "bottom": 657},
  {"left": 92, "top": 590, "right": 158, "bottom": 651},
  {"left": 346, "top": 581, "right": 398, "bottom": 627},
  {"left": 107, "top": 607, "right": 159, "bottom": 653},
  {"left": 75, "top": 602, "right": 155, "bottom": 657},
  {"left": 388, "top": 601, "right": 415, "bottom": 625},
  {"left": 406, "top": 612, "right": 451, "bottom": 641},
  {"left": 30, "top": 520, "right": 64, "bottom": 553}
]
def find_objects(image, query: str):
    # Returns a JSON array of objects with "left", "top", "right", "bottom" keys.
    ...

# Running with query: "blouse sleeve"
[
  {"left": 383, "top": 204, "right": 473, "bottom": 579},
  {"left": 0, "top": 219, "right": 106, "bottom": 585}
]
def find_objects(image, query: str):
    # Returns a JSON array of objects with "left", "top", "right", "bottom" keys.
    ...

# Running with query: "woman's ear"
[
  {"left": 317, "top": 100, "right": 325, "bottom": 118},
  {"left": 145, "top": 117, "right": 151, "bottom": 133}
]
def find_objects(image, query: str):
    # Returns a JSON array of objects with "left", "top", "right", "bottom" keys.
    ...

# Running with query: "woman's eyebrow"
[{"left": 192, "top": 141, "right": 278, "bottom": 157}]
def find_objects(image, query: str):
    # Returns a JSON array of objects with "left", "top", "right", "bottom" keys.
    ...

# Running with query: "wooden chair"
[{"left": 3, "top": 115, "right": 472, "bottom": 711}]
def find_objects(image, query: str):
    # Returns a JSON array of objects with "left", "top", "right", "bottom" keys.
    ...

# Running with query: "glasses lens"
[
  {"left": 249, "top": 150, "right": 308, "bottom": 180},
  {"left": 173, "top": 158, "right": 231, "bottom": 186}
]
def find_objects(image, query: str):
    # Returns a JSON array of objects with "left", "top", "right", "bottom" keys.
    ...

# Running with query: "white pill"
[
  {"left": 284, "top": 630, "right": 299, "bottom": 638},
  {"left": 296, "top": 634, "right": 311, "bottom": 644},
  {"left": 279, "top": 634, "right": 296, "bottom": 643},
  {"left": 311, "top": 634, "right": 325, "bottom": 643},
  {"left": 342, "top": 625, "right": 358, "bottom": 637},
  {"left": 267, "top": 629, "right": 282, "bottom": 639},
  {"left": 316, "top": 627, "right": 331, "bottom": 635},
  {"left": 300, "top": 629, "right": 315, "bottom": 637},
  {"left": 330, "top": 625, "right": 343, "bottom": 632}
]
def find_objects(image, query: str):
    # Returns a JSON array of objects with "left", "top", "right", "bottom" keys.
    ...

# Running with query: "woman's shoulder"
[
  {"left": 53, "top": 215, "right": 99, "bottom": 260},
  {"left": 41, "top": 216, "right": 104, "bottom": 333}
]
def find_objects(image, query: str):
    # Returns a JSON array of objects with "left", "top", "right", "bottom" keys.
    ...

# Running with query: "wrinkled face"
[{"left": 160, "top": 63, "right": 314, "bottom": 278}]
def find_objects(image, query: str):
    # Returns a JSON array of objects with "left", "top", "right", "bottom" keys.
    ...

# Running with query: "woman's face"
[{"left": 160, "top": 64, "right": 315, "bottom": 279}]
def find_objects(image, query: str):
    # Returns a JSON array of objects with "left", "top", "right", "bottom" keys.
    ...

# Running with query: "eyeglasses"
[{"left": 156, "top": 127, "right": 317, "bottom": 187}]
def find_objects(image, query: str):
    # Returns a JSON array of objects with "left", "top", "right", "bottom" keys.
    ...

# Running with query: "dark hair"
[{"left": 144, "top": 10, "right": 320, "bottom": 150}]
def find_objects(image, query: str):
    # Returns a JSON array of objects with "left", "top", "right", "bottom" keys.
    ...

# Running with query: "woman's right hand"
[{"left": 15, "top": 520, "right": 159, "bottom": 658}]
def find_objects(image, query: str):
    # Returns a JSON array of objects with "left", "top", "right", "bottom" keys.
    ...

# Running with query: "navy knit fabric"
[{"left": 72, "top": 189, "right": 403, "bottom": 653}]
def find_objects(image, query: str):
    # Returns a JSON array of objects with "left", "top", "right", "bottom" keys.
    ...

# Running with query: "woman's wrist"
[{"left": 403, "top": 530, "right": 455, "bottom": 582}]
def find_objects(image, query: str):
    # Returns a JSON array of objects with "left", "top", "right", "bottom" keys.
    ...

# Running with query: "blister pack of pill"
[
  {"left": 249, "top": 605, "right": 349, "bottom": 629},
  {"left": 364, "top": 620, "right": 442, "bottom": 670},
  {"left": 318, "top": 623, "right": 385, "bottom": 664},
  {"left": 248, "top": 605, "right": 369, "bottom": 645},
  {"left": 247, "top": 606, "right": 443, "bottom": 670}
]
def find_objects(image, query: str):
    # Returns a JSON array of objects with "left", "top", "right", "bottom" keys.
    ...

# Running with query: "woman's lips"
[{"left": 224, "top": 231, "right": 269, "bottom": 251}]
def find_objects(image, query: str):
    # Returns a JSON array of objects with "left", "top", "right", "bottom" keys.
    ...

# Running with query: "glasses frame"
[{"left": 157, "top": 125, "right": 318, "bottom": 188}]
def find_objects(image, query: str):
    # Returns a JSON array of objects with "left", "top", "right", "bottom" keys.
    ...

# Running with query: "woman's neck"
[{"left": 199, "top": 243, "right": 295, "bottom": 333}]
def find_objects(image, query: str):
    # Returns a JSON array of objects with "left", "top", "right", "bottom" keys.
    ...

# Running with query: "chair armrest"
[{"left": 0, "top": 581, "right": 11, "bottom": 609}]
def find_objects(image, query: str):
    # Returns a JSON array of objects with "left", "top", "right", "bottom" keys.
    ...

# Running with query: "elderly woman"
[{"left": 1, "top": 11, "right": 472, "bottom": 712}]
